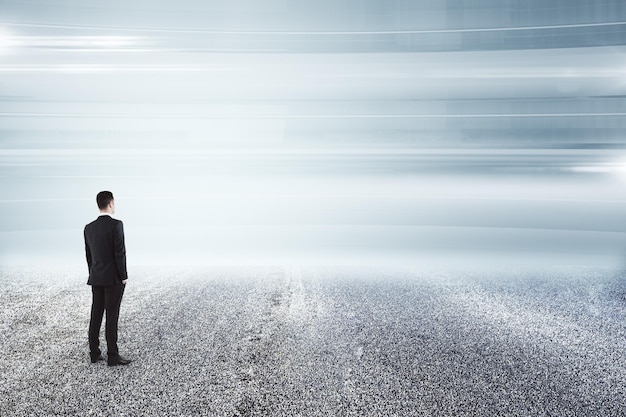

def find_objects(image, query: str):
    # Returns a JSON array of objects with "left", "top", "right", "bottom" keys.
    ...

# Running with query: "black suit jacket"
[{"left": 84, "top": 215, "right": 128, "bottom": 286}]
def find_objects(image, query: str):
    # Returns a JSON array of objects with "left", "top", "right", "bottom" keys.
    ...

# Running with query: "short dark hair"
[{"left": 96, "top": 191, "right": 114, "bottom": 210}]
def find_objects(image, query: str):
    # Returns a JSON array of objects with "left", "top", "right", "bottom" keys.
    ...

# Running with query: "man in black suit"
[{"left": 84, "top": 191, "right": 131, "bottom": 366}]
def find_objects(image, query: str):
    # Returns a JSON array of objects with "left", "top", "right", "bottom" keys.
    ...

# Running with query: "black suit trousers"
[{"left": 89, "top": 284, "right": 125, "bottom": 357}]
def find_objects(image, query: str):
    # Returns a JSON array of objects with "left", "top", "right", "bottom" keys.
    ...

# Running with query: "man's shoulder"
[
  {"left": 105, "top": 216, "right": 124, "bottom": 230},
  {"left": 85, "top": 216, "right": 123, "bottom": 228}
]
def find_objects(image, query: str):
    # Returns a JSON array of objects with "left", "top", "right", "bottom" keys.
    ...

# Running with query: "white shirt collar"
[{"left": 98, "top": 212, "right": 112, "bottom": 217}]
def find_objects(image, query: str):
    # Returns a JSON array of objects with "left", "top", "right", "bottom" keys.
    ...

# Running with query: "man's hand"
[{"left": 122, "top": 280, "right": 127, "bottom": 285}]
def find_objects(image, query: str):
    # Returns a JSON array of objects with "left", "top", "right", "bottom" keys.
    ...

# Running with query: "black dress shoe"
[
  {"left": 107, "top": 355, "right": 132, "bottom": 366},
  {"left": 90, "top": 354, "right": 105, "bottom": 363}
]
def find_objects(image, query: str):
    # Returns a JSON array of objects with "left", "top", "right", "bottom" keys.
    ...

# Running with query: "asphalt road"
[{"left": 1, "top": 264, "right": 625, "bottom": 416}]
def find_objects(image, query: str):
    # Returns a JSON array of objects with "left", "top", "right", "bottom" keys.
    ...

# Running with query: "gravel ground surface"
[{"left": 1, "top": 264, "right": 625, "bottom": 416}]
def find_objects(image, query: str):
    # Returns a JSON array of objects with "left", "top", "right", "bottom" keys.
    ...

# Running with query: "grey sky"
[{"left": 1, "top": 1, "right": 625, "bottom": 267}]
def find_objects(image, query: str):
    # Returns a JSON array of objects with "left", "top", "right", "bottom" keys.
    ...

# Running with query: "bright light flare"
[
  {"left": 570, "top": 160, "right": 626, "bottom": 181},
  {"left": 0, "top": 35, "right": 142, "bottom": 51}
]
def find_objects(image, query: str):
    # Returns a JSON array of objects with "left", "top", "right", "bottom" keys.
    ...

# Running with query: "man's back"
[
  {"left": 84, "top": 215, "right": 127, "bottom": 286},
  {"left": 86, "top": 191, "right": 131, "bottom": 366}
]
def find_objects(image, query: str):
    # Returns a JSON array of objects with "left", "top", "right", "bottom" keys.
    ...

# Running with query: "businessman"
[{"left": 84, "top": 191, "right": 131, "bottom": 366}]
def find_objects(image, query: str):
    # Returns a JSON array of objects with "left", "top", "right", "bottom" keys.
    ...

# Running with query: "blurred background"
[{"left": 1, "top": 0, "right": 626, "bottom": 267}]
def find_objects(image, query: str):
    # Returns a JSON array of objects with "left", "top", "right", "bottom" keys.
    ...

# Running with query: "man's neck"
[{"left": 99, "top": 211, "right": 112, "bottom": 216}]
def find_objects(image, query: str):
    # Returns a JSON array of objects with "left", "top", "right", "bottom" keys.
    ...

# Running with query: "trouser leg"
[
  {"left": 104, "top": 283, "right": 125, "bottom": 357},
  {"left": 89, "top": 286, "right": 105, "bottom": 356}
]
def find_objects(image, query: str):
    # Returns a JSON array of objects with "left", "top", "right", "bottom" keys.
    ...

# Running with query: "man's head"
[{"left": 96, "top": 191, "right": 115, "bottom": 214}]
